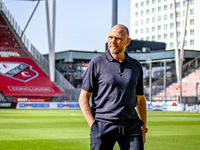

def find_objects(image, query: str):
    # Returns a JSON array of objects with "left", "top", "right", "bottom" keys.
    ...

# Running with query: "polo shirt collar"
[{"left": 105, "top": 50, "right": 130, "bottom": 63}]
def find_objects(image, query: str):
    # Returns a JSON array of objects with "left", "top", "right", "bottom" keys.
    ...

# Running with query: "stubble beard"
[{"left": 109, "top": 46, "right": 123, "bottom": 55}]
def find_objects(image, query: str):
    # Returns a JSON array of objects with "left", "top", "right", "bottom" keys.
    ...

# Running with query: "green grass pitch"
[{"left": 0, "top": 109, "right": 200, "bottom": 150}]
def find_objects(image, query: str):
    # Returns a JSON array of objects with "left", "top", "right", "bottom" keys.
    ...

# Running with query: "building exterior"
[{"left": 130, "top": 0, "right": 200, "bottom": 51}]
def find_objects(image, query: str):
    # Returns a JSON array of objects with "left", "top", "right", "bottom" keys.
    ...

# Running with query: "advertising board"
[
  {"left": 16, "top": 102, "right": 80, "bottom": 109},
  {"left": 0, "top": 102, "right": 17, "bottom": 108},
  {"left": 14, "top": 97, "right": 49, "bottom": 102},
  {"left": 162, "top": 103, "right": 184, "bottom": 112},
  {"left": 146, "top": 102, "right": 184, "bottom": 112},
  {"left": 185, "top": 104, "right": 200, "bottom": 112}
]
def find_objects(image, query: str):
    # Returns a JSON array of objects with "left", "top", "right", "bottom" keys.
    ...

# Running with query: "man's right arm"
[{"left": 78, "top": 89, "right": 94, "bottom": 128}]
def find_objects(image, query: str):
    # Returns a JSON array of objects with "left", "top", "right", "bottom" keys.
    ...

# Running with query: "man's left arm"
[{"left": 136, "top": 95, "right": 147, "bottom": 144}]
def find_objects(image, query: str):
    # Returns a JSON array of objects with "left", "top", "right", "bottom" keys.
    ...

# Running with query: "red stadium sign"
[
  {"left": 0, "top": 57, "right": 64, "bottom": 97},
  {"left": 14, "top": 97, "right": 49, "bottom": 102}
]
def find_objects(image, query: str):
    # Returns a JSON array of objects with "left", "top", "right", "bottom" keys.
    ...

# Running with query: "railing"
[
  {"left": 150, "top": 56, "right": 200, "bottom": 103},
  {"left": 196, "top": 83, "right": 200, "bottom": 103},
  {"left": 182, "top": 56, "right": 200, "bottom": 77},
  {"left": 0, "top": 90, "right": 6, "bottom": 102},
  {"left": 151, "top": 55, "right": 200, "bottom": 94},
  {"left": 30, "top": 45, "right": 78, "bottom": 100},
  {"left": 30, "top": 45, "right": 49, "bottom": 73},
  {"left": 0, "top": 1, "right": 79, "bottom": 101}
]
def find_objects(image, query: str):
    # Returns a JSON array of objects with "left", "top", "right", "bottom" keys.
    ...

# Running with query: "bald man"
[{"left": 79, "top": 24, "right": 147, "bottom": 150}]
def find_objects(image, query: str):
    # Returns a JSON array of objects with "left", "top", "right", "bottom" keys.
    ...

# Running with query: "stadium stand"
[
  {"left": 0, "top": 22, "right": 29, "bottom": 58},
  {"left": 0, "top": 2, "right": 78, "bottom": 102},
  {"left": 152, "top": 56, "right": 200, "bottom": 104},
  {"left": 155, "top": 68, "right": 200, "bottom": 97}
]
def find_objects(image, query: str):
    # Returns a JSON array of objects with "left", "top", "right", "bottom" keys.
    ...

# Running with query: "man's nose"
[{"left": 111, "top": 38, "right": 116, "bottom": 44}]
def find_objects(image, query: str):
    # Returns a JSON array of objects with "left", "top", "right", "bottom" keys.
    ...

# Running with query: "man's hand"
[
  {"left": 142, "top": 133, "right": 146, "bottom": 144},
  {"left": 79, "top": 89, "right": 94, "bottom": 128},
  {"left": 136, "top": 95, "right": 147, "bottom": 145}
]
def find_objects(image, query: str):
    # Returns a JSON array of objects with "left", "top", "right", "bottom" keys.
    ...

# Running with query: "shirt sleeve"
[{"left": 81, "top": 58, "right": 98, "bottom": 93}]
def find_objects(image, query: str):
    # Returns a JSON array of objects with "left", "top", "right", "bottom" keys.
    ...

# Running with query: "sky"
[{"left": 3, "top": 0, "right": 130, "bottom": 54}]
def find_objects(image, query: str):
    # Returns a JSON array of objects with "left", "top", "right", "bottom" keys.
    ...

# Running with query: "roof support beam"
[
  {"left": 45, "top": 0, "right": 56, "bottom": 82},
  {"left": 112, "top": 0, "right": 117, "bottom": 27},
  {"left": 21, "top": 0, "right": 40, "bottom": 38}
]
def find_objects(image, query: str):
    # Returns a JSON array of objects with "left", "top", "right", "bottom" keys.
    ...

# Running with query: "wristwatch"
[{"left": 142, "top": 128, "right": 148, "bottom": 133}]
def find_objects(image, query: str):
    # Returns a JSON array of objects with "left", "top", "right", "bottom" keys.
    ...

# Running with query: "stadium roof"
[{"left": 43, "top": 49, "right": 200, "bottom": 63}]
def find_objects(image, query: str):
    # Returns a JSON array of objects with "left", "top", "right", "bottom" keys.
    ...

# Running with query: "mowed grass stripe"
[
  {"left": 0, "top": 109, "right": 90, "bottom": 150},
  {"left": 145, "top": 111, "right": 200, "bottom": 150},
  {"left": 0, "top": 109, "right": 200, "bottom": 150}
]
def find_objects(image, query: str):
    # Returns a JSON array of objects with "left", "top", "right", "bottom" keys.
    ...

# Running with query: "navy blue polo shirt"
[{"left": 82, "top": 50, "right": 144, "bottom": 123}]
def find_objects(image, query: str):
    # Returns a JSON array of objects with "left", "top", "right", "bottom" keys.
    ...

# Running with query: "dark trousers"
[{"left": 90, "top": 119, "right": 144, "bottom": 150}]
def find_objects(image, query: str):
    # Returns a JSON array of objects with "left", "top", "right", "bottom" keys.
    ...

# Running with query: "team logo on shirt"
[{"left": 0, "top": 62, "right": 38, "bottom": 82}]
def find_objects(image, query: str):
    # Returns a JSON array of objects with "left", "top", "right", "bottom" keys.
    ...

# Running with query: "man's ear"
[{"left": 126, "top": 38, "right": 131, "bottom": 46}]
